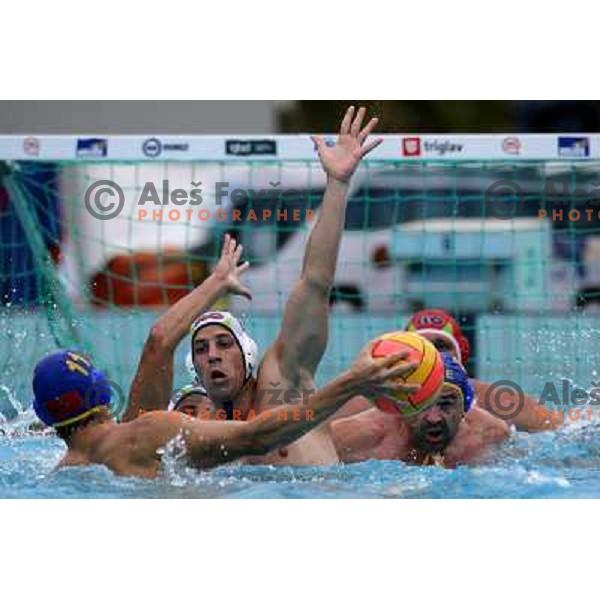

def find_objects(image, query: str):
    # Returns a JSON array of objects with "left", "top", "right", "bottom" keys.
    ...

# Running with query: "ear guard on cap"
[{"left": 441, "top": 352, "right": 474, "bottom": 413}]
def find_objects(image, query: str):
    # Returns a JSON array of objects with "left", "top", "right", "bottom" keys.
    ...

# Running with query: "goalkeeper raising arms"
[{"left": 123, "top": 106, "right": 394, "bottom": 465}]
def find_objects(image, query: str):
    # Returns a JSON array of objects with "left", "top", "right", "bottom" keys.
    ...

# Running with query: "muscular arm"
[
  {"left": 266, "top": 107, "right": 383, "bottom": 381},
  {"left": 128, "top": 346, "right": 417, "bottom": 470},
  {"left": 184, "top": 369, "right": 363, "bottom": 467},
  {"left": 123, "top": 235, "right": 250, "bottom": 422},
  {"left": 269, "top": 178, "right": 351, "bottom": 378}
]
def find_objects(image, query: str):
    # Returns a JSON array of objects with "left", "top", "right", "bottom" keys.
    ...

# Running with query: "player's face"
[
  {"left": 406, "top": 384, "right": 463, "bottom": 452},
  {"left": 420, "top": 331, "right": 459, "bottom": 360},
  {"left": 192, "top": 325, "right": 246, "bottom": 401},
  {"left": 175, "top": 394, "right": 213, "bottom": 419}
]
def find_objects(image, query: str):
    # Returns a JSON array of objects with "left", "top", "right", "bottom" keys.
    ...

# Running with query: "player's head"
[
  {"left": 405, "top": 308, "right": 471, "bottom": 364},
  {"left": 168, "top": 383, "right": 212, "bottom": 418},
  {"left": 404, "top": 353, "right": 474, "bottom": 453},
  {"left": 188, "top": 311, "right": 258, "bottom": 403},
  {"left": 32, "top": 350, "right": 113, "bottom": 442}
]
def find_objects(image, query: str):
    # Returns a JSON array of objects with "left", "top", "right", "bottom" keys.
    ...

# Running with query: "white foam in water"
[{"left": 0, "top": 385, "right": 25, "bottom": 421}]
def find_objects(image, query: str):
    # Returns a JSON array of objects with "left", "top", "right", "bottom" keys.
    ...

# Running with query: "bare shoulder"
[
  {"left": 330, "top": 407, "right": 397, "bottom": 462},
  {"left": 104, "top": 412, "right": 184, "bottom": 460},
  {"left": 465, "top": 407, "right": 510, "bottom": 443}
]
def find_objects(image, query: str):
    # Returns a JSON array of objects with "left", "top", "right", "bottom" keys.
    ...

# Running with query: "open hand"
[
  {"left": 213, "top": 234, "right": 252, "bottom": 300},
  {"left": 311, "top": 106, "right": 383, "bottom": 183}
]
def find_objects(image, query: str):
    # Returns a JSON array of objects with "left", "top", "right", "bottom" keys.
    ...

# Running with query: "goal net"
[{"left": 1, "top": 133, "right": 599, "bottom": 418}]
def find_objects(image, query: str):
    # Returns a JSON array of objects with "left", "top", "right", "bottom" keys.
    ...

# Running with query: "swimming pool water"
[{"left": 2, "top": 415, "right": 600, "bottom": 498}]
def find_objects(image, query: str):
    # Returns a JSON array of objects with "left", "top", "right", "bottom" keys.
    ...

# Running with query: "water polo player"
[
  {"left": 406, "top": 308, "right": 559, "bottom": 431},
  {"left": 167, "top": 382, "right": 212, "bottom": 418},
  {"left": 31, "top": 344, "right": 418, "bottom": 477},
  {"left": 330, "top": 353, "right": 510, "bottom": 467},
  {"left": 124, "top": 106, "right": 385, "bottom": 465}
]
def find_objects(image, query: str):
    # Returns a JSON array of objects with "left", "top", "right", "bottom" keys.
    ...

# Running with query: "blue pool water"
[{"left": 2, "top": 413, "right": 600, "bottom": 498}]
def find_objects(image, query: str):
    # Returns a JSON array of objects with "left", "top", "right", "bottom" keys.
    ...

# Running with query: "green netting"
[{"left": 1, "top": 157, "right": 600, "bottom": 417}]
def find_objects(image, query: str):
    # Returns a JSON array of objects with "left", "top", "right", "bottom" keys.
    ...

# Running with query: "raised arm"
[
  {"left": 122, "top": 235, "right": 250, "bottom": 422},
  {"left": 267, "top": 106, "right": 383, "bottom": 379}
]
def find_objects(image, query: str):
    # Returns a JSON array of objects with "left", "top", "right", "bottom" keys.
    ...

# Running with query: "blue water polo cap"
[
  {"left": 442, "top": 352, "right": 474, "bottom": 413},
  {"left": 32, "top": 350, "right": 112, "bottom": 427}
]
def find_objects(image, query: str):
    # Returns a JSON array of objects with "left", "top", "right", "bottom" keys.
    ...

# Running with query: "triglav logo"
[
  {"left": 401, "top": 137, "right": 421, "bottom": 157},
  {"left": 423, "top": 139, "right": 464, "bottom": 156}
]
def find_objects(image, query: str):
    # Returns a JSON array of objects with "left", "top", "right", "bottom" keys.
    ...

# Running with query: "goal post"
[{"left": 1, "top": 132, "right": 599, "bottom": 415}]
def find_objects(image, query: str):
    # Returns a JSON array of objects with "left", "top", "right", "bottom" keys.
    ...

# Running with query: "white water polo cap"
[
  {"left": 188, "top": 311, "right": 258, "bottom": 382},
  {"left": 167, "top": 382, "right": 208, "bottom": 411}
]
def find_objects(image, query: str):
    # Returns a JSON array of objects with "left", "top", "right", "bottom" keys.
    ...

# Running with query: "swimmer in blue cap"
[
  {"left": 32, "top": 350, "right": 113, "bottom": 436},
  {"left": 331, "top": 353, "right": 510, "bottom": 468},
  {"left": 32, "top": 342, "right": 418, "bottom": 478}
]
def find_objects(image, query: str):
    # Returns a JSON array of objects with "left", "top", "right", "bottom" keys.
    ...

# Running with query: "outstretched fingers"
[
  {"left": 357, "top": 117, "right": 379, "bottom": 145},
  {"left": 220, "top": 233, "right": 231, "bottom": 258},
  {"left": 233, "top": 240, "right": 244, "bottom": 264},
  {"left": 350, "top": 106, "right": 367, "bottom": 137},
  {"left": 340, "top": 106, "right": 355, "bottom": 136},
  {"left": 359, "top": 137, "right": 384, "bottom": 158},
  {"left": 311, "top": 135, "right": 324, "bottom": 151},
  {"left": 236, "top": 260, "right": 250, "bottom": 275}
]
